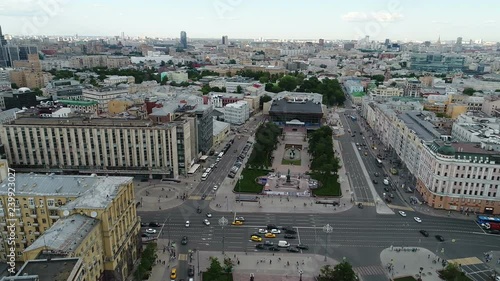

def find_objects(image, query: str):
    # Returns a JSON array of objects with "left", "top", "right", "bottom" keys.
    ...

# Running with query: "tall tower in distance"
[
  {"left": 0, "top": 26, "right": 7, "bottom": 46},
  {"left": 180, "top": 31, "right": 187, "bottom": 49},
  {"left": 222, "top": 35, "right": 229, "bottom": 45}
]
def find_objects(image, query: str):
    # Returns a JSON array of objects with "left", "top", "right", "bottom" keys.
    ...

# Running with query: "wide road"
[{"left": 140, "top": 206, "right": 500, "bottom": 281}]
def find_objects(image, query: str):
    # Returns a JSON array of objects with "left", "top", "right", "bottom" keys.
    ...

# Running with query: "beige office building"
[{"left": 0, "top": 117, "right": 191, "bottom": 178}]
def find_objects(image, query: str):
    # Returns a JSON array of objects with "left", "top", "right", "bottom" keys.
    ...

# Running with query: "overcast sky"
[{"left": 1, "top": 0, "right": 499, "bottom": 41}]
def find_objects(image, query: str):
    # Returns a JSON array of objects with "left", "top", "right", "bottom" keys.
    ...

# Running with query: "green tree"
[
  {"left": 440, "top": 263, "right": 469, "bottom": 281},
  {"left": 167, "top": 60, "right": 174, "bottom": 65},
  {"left": 200, "top": 84, "right": 211, "bottom": 95},
  {"left": 228, "top": 59, "right": 236, "bottom": 64},
  {"left": 278, "top": 75, "right": 298, "bottom": 91},
  {"left": 160, "top": 60, "right": 166, "bottom": 66},
  {"left": 204, "top": 257, "right": 224, "bottom": 280},
  {"left": 11, "top": 83, "right": 19, "bottom": 89},
  {"left": 32, "top": 88, "right": 43, "bottom": 96},
  {"left": 495, "top": 89, "right": 500, "bottom": 92},
  {"left": 320, "top": 64, "right": 327, "bottom": 68},
  {"left": 98, "top": 73, "right": 107, "bottom": 81},
  {"left": 259, "top": 95, "right": 272, "bottom": 109},
  {"left": 463, "top": 87, "right": 475, "bottom": 96},
  {"left": 223, "top": 257, "right": 234, "bottom": 273},
  {"left": 259, "top": 76, "right": 269, "bottom": 83},
  {"left": 236, "top": 85, "right": 243, "bottom": 93},
  {"left": 318, "top": 261, "right": 357, "bottom": 281}
]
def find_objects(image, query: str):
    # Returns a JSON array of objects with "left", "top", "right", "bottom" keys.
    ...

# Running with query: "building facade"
[
  {"left": 82, "top": 87, "right": 128, "bottom": 113},
  {"left": 224, "top": 101, "right": 250, "bottom": 125}
]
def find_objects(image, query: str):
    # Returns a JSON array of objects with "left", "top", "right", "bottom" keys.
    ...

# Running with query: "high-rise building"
[
  {"left": 318, "top": 39, "right": 324, "bottom": 46},
  {"left": 456, "top": 37, "right": 463, "bottom": 46},
  {"left": 222, "top": 35, "right": 229, "bottom": 45},
  {"left": 0, "top": 26, "right": 7, "bottom": 46},
  {"left": 180, "top": 31, "right": 187, "bottom": 49}
]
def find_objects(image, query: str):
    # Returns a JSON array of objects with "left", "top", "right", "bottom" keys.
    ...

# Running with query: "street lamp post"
[
  {"left": 323, "top": 224, "right": 333, "bottom": 262},
  {"left": 299, "top": 269, "right": 303, "bottom": 281},
  {"left": 219, "top": 216, "right": 228, "bottom": 254}
]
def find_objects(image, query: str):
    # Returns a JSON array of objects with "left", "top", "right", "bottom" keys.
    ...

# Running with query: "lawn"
[
  {"left": 310, "top": 174, "right": 342, "bottom": 197},
  {"left": 233, "top": 169, "right": 269, "bottom": 193},
  {"left": 394, "top": 276, "right": 417, "bottom": 281},
  {"left": 281, "top": 159, "right": 302, "bottom": 165},
  {"left": 202, "top": 272, "right": 233, "bottom": 281}
]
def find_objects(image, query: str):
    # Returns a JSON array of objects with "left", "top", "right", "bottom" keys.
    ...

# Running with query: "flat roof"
[
  {"left": 16, "top": 258, "right": 80, "bottom": 281},
  {"left": 5, "top": 116, "right": 175, "bottom": 129},
  {"left": 269, "top": 99, "right": 323, "bottom": 115},
  {"left": 398, "top": 112, "right": 441, "bottom": 142},
  {"left": 0, "top": 174, "right": 132, "bottom": 209},
  {"left": 25, "top": 214, "right": 98, "bottom": 254}
]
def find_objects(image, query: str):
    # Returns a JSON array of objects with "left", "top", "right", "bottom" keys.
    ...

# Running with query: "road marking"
[
  {"left": 447, "top": 257, "right": 482, "bottom": 266},
  {"left": 355, "top": 202, "right": 375, "bottom": 206},
  {"left": 188, "top": 196, "right": 201, "bottom": 200},
  {"left": 387, "top": 204, "right": 413, "bottom": 211},
  {"left": 178, "top": 254, "right": 188, "bottom": 261},
  {"left": 354, "top": 265, "right": 386, "bottom": 276}
]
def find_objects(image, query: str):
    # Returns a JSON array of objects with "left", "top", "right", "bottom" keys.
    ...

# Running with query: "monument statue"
[{"left": 286, "top": 169, "right": 291, "bottom": 183}]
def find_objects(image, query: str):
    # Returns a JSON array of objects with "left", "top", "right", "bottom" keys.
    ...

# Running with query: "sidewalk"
[
  {"left": 380, "top": 247, "right": 445, "bottom": 281},
  {"left": 135, "top": 178, "right": 198, "bottom": 212},
  {"left": 197, "top": 251, "right": 339, "bottom": 281},
  {"left": 147, "top": 239, "right": 178, "bottom": 281}
]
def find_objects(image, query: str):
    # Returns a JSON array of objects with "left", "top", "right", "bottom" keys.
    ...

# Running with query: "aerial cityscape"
[{"left": 0, "top": 1, "right": 500, "bottom": 281}]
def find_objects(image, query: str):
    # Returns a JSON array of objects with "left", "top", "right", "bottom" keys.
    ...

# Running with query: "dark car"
[
  {"left": 267, "top": 224, "right": 277, "bottom": 230},
  {"left": 141, "top": 233, "right": 151, "bottom": 238},
  {"left": 296, "top": 244, "right": 309, "bottom": 250},
  {"left": 372, "top": 179, "right": 378, "bottom": 184},
  {"left": 148, "top": 222, "right": 161, "bottom": 227},
  {"left": 284, "top": 234, "right": 296, "bottom": 239},
  {"left": 196, "top": 207, "right": 202, "bottom": 214},
  {"left": 187, "top": 265, "right": 195, "bottom": 277},
  {"left": 181, "top": 236, "right": 188, "bottom": 245},
  {"left": 374, "top": 172, "right": 380, "bottom": 177},
  {"left": 384, "top": 187, "right": 390, "bottom": 192},
  {"left": 287, "top": 247, "right": 300, "bottom": 253},
  {"left": 435, "top": 235, "right": 445, "bottom": 242},
  {"left": 357, "top": 203, "right": 364, "bottom": 209},
  {"left": 141, "top": 222, "right": 148, "bottom": 227},
  {"left": 419, "top": 230, "right": 429, "bottom": 237},
  {"left": 255, "top": 244, "right": 265, "bottom": 249},
  {"left": 268, "top": 246, "right": 280, "bottom": 251},
  {"left": 201, "top": 195, "right": 207, "bottom": 200},
  {"left": 264, "top": 241, "right": 274, "bottom": 246},
  {"left": 285, "top": 229, "right": 297, "bottom": 234}
]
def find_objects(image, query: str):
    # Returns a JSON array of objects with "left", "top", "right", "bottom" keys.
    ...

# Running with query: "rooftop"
[
  {"left": 25, "top": 214, "right": 98, "bottom": 254},
  {"left": 14, "top": 258, "right": 81, "bottom": 281},
  {"left": 269, "top": 99, "right": 323, "bottom": 115},
  {"left": 0, "top": 174, "right": 132, "bottom": 209},
  {"left": 5, "top": 116, "right": 175, "bottom": 129},
  {"left": 398, "top": 111, "right": 442, "bottom": 142}
]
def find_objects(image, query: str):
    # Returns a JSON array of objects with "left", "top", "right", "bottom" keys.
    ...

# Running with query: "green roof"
[
  {"left": 351, "top": 92, "right": 365, "bottom": 97},
  {"left": 58, "top": 100, "right": 98, "bottom": 106}
]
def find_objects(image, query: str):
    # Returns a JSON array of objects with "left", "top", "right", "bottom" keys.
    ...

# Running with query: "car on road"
[
  {"left": 268, "top": 246, "right": 280, "bottom": 251},
  {"left": 284, "top": 234, "right": 296, "bottom": 239},
  {"left": 264, "top": 241, "right": 274, "bottom": 246},
  {"left": 185, "top": 221, "right": 190, "bottom": 227},
  {"left": 285, "top": 229, "right": 297, "bottom": 234},
  {"left": 265, "top": 233, "right": 276, "bottom": 238},
  {"left": 287, "top": 247, "right": 300, "bottom": 253},
  {"left": 251, "top": 235, "right": 262, "bottom": 242},
  {"left": 203, "top": 219, "right": 210, "bottom": 226},
  {"left": 235, "top": 217, "right": 245, "bottom": 222},
  {"left": 383, "top": 178, "right": 390, "bottom": 185},
  {"left": 270, "top": 229, "right": 281, "bottom": 234},
  {"left": 296, "top": 244, "right": 309, "bottom": 250},
  {"left": 145, "top": 228, "right": 157, "bottom": 234},
  {"left": 201, "top": 195, "right": 206, "bottom": 200},
  {"left": 414, "top": 217, "right": 422, "bottom": 223},
  {"left": 374, "top": 172, "right": 380, "bottom": 177},
  {"left": 266, "top": 224, "right": 277, "bottom": 230},
  {"left": 181, "top": 236, "right": 188, "bottom": 245},
  {"left": 419, "top": 230, "right": 429, "bottom": 237},
  {"left": 255, "top": 244, "right": 265, "bottom": 249},
  {"left": 435, "top": 235, "right": 445, "bottom": 242},
  {"left": 140, "top": 222, "right": 148, "bottom": 227},
  {"left": 213, "top": 185, "right": 218, "bottom": 191},
  {"left": 398, "top": 211, "right": 407, "bottom": 217},
  {"left": 258, "top": 229, "right": 267, "bottom": 234},
  {"left": 232, "top": 221, "right": 243, "bottom": 225},
  {"left": 148, "top": 222, "right": 161, "bottom": 227},
  {"left": 196, "top": 207, "right": 202, "bottom": 214},
  {"left": 206, "top": 213, "right": 212, "bottom": 218},
  {"left": 389, "top": 193, "right": 395, "bottom": 198},
  {"left": 170, "top": 268, "right": 177, "bottom": 279},
  {"left": 372, "top": 179, "right": 378, "bottom": 184},
  {"left": 384, "top": 187, "right": 390, "bottom": 192},
  {"left": 188, "top": 265, "right": 195, "bottom": 277}
]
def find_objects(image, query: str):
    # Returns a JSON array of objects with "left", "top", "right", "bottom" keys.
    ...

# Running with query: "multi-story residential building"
[
  {"left": 213, "top": 119, "right": 230, "bottom": 147},
  {"left": 194, "top": 105, "right": 214, "bottom": 155},
  {"left": 344, "top": 80, "right": 364, "bottom": 95},
  {"left": 103, "top": 75, "right": 135, "bottom": 85},
  {"left": 57, "top": 99, "right": 99, "bottom": 115},
  {"left": 0, "top": 173, "right": 140, "bottom": 281},
  {"left": 224, "top": 101, "right": 250, "bottom": 125},
  {"left": 225, "top": 77, "right": 255, "bottom": 93},
  {"left": 209, "top": 93, "right": 244, "bottom": 108},
  {"left": 9, "top": 54, "right": 44, "bottom": 89},
  {"left": 369, "top": 85, "right": 403, "bottom": 97},
  {"left": 0, "top": 45, "right": 38, "bottom": 68},
  {"left": 106, "top": 56, "right": 131, "bottom": 68},
  {"left": 404, "top": 78, "right": 422, "bottom": 97},
  {"left": 0, "top": 108, "right": 20, "bottom": 125},
  {"left": 166, "top": 71, "right": 188, "bottom": 83},
  {"left": 481, "top": 95, "right": 500, "bottom": 117},
  {"left": 0, "top": 117, "right": 184, "bottom": 178},
  {"left": 451, "top": 114, "right": 500, "bottom": 143},
  {"left": 82, "top": 87, "right": 128, "bottom": 113},
  {"left": 4, "top": 257, "right": 84, "bottom": 281},
  {"left": 69, "top": 56, "right": 130, "bottom": 69}
]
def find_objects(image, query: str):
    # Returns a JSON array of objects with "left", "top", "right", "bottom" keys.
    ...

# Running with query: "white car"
[
  {"left": 270, "top": 229, "right": 281, "bottom": 234},
  {"left": 383, "top": 179, "right": 389, "bottom": 185},
  {"left": 258, "top": 229, "right": 267, "bottom": 234},
  {"left": 206, "top": 213, "right": 212, "bottom": 218},
  {"left": 235, "top": 217, "right": 245, "bottom": 222},
  {"left": 398, "top": 211, "right": 407, "bottom": 217},
  {"left": 203, "top": 219, "right": 210, "bottom": 226},
  {"left": 185, "top": 221, "right": 190, "bottom": 227},
  {"left": 145, "top": 228, "right": 157, "bottom": 234},
  {"left": 213, "top": 185, "right": 218, "bottom": 191},
  {"left": 414, "top": 217, "right": 422, "bottom": 223}
]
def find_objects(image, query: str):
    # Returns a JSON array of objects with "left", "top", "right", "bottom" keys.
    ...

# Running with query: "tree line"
[
  {"left": 308, "top": 126, "right": 340, "bottom": 181},
  {"left": 247, "top": 122, "right": 281, "bottom": 169}
]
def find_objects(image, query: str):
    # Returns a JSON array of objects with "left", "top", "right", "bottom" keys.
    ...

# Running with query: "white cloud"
[
  {"left": 342, "top": 11, "right": 403, "bottom": 22},
  {"left": 482, "top": 20, "right": 496, "bottom": 24},
  {"left": 431, "top": 20, "right": 451, "bottom": 24}
]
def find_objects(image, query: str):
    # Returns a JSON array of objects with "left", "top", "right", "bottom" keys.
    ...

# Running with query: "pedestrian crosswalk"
[
  {"left": 387, "top": 204, "right": 413, "bottom": 211},
  {"left": 188, "top": 196, "right": 213, "bottom": 201},
  {"left": 355, "top": 202, "right": 375, "bottom": 206},
  {"left": 178, "top": 254, "right": 188, "bottom": 261},
  {"left": 447, "top": 257, "right": 482, "bottom": 266},
  {"left": 354, "top": 265, "right": 386, "bottom": 276}
]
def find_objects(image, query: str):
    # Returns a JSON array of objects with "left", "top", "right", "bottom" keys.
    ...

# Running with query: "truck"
[{"left": 483, "top": 222, "right": 500, "bottom": 231}]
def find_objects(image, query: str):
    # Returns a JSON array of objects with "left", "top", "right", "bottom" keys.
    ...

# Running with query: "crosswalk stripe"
[
  {"left": 178, "top": 254, "right": 188, "bottom": 261},
  {"left": 387, "top": 204, "right": 413, "bottom": 211},
  {"left": 354, "top": 265, "right": 386, "bottom": 276},
  {"left": 447, "top": 257, "right": 482, "bottom": 266}
]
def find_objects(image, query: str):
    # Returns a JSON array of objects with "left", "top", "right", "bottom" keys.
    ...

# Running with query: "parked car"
[
  {"left": 148, "top": 222, "right": 161, "bottom": 227},
  {"left": 284, "top": 234, "right": 296, "bottom": 239},
  {"left": 287, "top": 247, "right": 300, "bottom": 253},
  {"left": 145, "top": 228, "right": 157, "bottom": 234},
  {"left": 255, "top": 244, "right": 265, "bottom": 249},
  {"left": 435, "top": 235, "right": 445, "bottom": 242},
  {"left": 372, "top": 179, "right": 378, "bottom": 184},
  {"left": 296, "top": 244, "right": 309, "bottom": 250},
  {"left": 419, "top": 230, "right": 429, "bottom": 237},
  {"left": 398, "top": 211, "right": 407, "bottom": 217},
  {"left": 268, "top": 246, "right": 280, "bottom": 251}
]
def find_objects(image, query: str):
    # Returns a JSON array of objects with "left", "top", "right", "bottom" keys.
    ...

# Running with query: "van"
[{"left": 278, "top": 240, "right": 290, "bottom": 248}]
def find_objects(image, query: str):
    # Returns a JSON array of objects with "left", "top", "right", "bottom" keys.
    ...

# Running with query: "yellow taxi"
[
  {"left": 170, "top": 268, "right": 177, "bottom": 279},
  {"left": 264, "top": 233, "right": 276, "bottom": 238},
  {"left": 232, "top": 221, "right": 243, "bottom": 225},
  {"left": 251, "top": 235, "right": 262, "bottom": 242}
]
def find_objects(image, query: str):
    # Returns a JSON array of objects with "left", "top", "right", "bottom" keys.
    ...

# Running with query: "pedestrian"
[
  {"left": 270, "top": 260, "right": 272, "bottom": 264},
  {"left": 403, "top": 265, "right": 405, "bottom": 269},
  {"left": 428, "top": 254, "right": 430, "bottom": 259}
]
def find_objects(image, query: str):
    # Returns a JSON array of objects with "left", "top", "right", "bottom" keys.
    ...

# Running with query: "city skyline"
[{"left": 0, "top": 0, "right": 499, "bottom": 41}]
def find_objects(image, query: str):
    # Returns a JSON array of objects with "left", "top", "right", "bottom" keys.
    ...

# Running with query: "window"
[
  {"left": 47, "top": 199, "right": 54, "bottom": 207},
  {"left": 28, "top": 198, "right": 34, "bottom": 206}
]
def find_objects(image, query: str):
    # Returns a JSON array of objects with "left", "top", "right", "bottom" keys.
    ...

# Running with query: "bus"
[
  {"left": 477, "top": 215, "right": 500, "bottom": 230},
  {"left": 375, "top": 158, "right": 383, "bottom": 167},
  {"left": 201, "top": 173, "right": 208, "bottom": 181}
]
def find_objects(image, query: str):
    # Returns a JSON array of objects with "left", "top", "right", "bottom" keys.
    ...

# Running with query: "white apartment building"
[
  {"left": 481, "top": 95, "right": 500, "bottom": 117},
  {"left": 451, "top": 114, "right": 500, "bottom": 144},
  {"left": 166, "top": 71, "right": 189, "bottom": 83},
  {"left": 224, "top": 101, "right": 249, "bottom": 125},
  {"left": 103, "top": 75, "right": 135, "bottom": 85},
  {"left": 82, "top": 87, "right": 128, "bottom": 113},
  {"left": 361, "top": 99, "right": 500, "bottom": 214},
  {"left": 0, "top": 117, "right": 195, "bottom": 179},
  {"left": 370, "top": 85, "right": 403, "bottom": 97}
]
